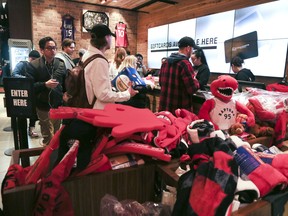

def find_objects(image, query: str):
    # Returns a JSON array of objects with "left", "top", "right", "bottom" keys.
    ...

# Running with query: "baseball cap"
[
  {"left": 29, "top": 50, "right": 40, "bottom": 59},
  {"left": 178, "top": 36, "right": 199, "bottom": 49},
  {"left": 91, "top": 24, "right": 116, "bottom": 38}
]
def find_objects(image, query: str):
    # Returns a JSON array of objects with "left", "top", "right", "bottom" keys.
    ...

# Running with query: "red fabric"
[
  {"left": 235, "top": 146, "right": 287, "bottom": 197},
  {"left": 2, "top": 164, "right": 29, "bottom": 191},
  {"left": 189, "top": 148, "right": 236, "bottom": 216},
  {"left": 90, "top": 134, "right": 109, "bottom": 159},
  {"left": 115, "top": 22, "right": 129, "bottom": 48},
  {"left": 257, "top": 152, "right": 288, "bottom": 178},
  {"left": 175, "top": 108, "right": 199, "bottom": 125},
  {"left": 266, "top": 83, "right": 288, "bottom": 92},
  {"left": 248, "top": 164, "right": 287, "bottom": 197},
  {"left": 274, "top": 111, "right": 287, "bottom": 147},
  {"left": 34, "top": 141, "right": 79, "bottom": 216},
  {"left": 25, "top": 126, "right": 65, "bottom": 184},
  {"left": 158, "top": 54, "right": 199, "bottom": 114},
  {"left": 74, "top": 154, "right": 110, "bottom": 177},
  {"left": 248, "top": 98, "right": 276, "bottom": 121},
  {"left": 235, "top": 101, "right": 255, "bottom": 127},
  {"left": 190, "top": 176, "right": 228, "bottom": 216},
  {"left": 247, "top": 97, "right": 287, "bottom": 147},
  {"left": 103, "top": 141, "right": 171, "bottom": 162}
]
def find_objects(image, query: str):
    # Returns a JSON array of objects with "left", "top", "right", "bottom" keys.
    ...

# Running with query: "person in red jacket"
[{"left": 159, "top": 36, "right": 199, "bottom": 114}]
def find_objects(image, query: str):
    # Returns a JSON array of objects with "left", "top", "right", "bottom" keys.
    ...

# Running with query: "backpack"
[{"left": 65, "top": 54, "right": 108, "bottom": 108}]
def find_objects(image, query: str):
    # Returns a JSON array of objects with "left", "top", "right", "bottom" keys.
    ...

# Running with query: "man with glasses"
[
  {"left": 26, "top": 36, "right": 66, "bottom": 146},
  {"left": 55, "top": 38, "right": 76, "bottom": 70}
]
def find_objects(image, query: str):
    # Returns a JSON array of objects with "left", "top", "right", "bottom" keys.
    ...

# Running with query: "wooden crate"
[{"left": 2, "top": 148, "right": 156, "bottom": 216}]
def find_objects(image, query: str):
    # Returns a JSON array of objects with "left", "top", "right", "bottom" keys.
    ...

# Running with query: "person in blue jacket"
[{"left": 12, "top": 50, "right": 41, "bottom": 137}]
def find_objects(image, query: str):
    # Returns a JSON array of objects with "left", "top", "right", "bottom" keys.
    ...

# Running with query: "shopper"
[
  {"left": 159, "top": 36, "right": 199, "bottom": 114},
  {"left": 191, "top": 48, "right": 210, "bottom": 90},
  {"left": 135, "top": 53, "right": 147, "bottom": 77},
  {"left": 12, "top": 50, "right": 41, "bottom": 138},
  {"left": 55, "top": 38, "right": 76, "bottom": 70},
  {"left": 117, "top": 55, "right": 147, "bottom": 108},
  {"left": 81, "top": 24, "right": 138, "bottom": 110},
  {"left": 26, "top": 36, "right": 66, "bottom": 146},
  {"left": 109, "top": 47, "right": 127, "bottom": 81},
  {"left": 56, "top": 24, "right": 138, "bottom": 170},
  {"left": 230, "top": 56, "right": 255, "bottom": 81}
]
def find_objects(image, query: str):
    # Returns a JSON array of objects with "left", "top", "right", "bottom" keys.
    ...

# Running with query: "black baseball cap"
[
  {"left": 91, "top": 24, "right": 116, "bottom": 38},
  {"left": 178, "top": 36, "right": 199, "bottom": 49}
]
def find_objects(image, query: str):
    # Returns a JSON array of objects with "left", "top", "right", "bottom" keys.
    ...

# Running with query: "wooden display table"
[
  {"left": 156, "top": 140, "right": 288, "bottom": 216},
  {"left": 2, "top": 148, "right": 157, "bottom": 216},
  {"left": 2, "top": 136, "right": 284, "bottom": 216}
]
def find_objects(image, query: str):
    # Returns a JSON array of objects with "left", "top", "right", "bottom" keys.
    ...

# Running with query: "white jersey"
[{"left": 210, "top": 97, "right": 237, "bottom": 130}]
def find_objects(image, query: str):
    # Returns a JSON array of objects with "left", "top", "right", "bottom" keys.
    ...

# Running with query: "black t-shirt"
[
  {"left": 194, "top": 64, "right": 210, "bottom": 90},
  {"left": 235, "top": 68, "right": 255, "bottom": 82}
]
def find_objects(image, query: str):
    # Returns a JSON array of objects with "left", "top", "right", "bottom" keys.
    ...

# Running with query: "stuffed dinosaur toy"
[{"left": 198, "top": 75, "right": 255, "bottom": 130}]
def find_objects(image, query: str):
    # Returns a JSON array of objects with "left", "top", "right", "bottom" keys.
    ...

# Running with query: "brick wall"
[{"left": 31, "top": 0, "right": 138, "bottom": 61}]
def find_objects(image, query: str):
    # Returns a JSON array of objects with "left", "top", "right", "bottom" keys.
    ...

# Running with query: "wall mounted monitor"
[{"left": 148, "top": 0, "right": 288, "bottom": 78}]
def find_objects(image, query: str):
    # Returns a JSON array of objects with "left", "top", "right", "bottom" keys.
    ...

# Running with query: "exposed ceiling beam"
[
  {"left": 132, "top": 0, "right": 178, "bottom": 11},
  {"left": 63, "top": 0, "right": 148, "bottom": 13},
  {"left": 158, "top": 0, "right": 178, "bottom": 5}
]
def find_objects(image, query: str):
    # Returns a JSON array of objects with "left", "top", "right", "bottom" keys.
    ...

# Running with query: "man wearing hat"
[
  {"left": 81, "top": 24, "right": 138, "bottom": 110},
  {"left": 158, "top": 36, "right": 200, "bottom": 114},
  {"left": 12, "top": 50, "right": 41, "bottom": 138},
  {"left": 55, "top": 24, "right": 139, "bottom": 170}
]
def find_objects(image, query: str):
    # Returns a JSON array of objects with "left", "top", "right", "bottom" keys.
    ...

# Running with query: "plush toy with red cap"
[{"left": 198, "top": 75, "right": 255, "bottom": 131}]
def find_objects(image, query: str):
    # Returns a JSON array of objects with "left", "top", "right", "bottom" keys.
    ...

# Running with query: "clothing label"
[
  {"left": 234, "top": 146, "right": 262, "bottom": 175},
  {"left": 256, "top": 152, "right": 274, "bottom": 164}
]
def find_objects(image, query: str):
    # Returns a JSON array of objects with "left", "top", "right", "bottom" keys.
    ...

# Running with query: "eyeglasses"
[{"left": 45, "top": 46, "right": 57, "bottom": 51}]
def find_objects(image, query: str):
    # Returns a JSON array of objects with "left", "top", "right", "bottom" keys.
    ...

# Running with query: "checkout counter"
[{"left": 146, "top": 86, "right": 207, "bottom": 115}]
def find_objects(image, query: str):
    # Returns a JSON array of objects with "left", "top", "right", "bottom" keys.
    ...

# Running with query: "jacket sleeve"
[
  {"left": 85, "top": 57, "right": 130, "bottom": 106},
  {"left": 181, "top": 61, "right": 199, "bottom": 96},
  {"left": 197, "top": 66, "right": 210, "bottom": 89},
  {"left": 12, "top": 61, "right": 26, "bottom": 78},
  {"left": 26, "top": 60, "right": 48, "bottom": 94}
]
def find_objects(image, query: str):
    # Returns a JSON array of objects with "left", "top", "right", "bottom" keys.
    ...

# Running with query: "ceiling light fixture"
[{"left": 100, "top": 0, "right": 106, "bottom": 4}]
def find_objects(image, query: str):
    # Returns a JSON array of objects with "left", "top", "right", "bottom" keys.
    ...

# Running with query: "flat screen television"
[{"left": 148, "top": 0, "right": 288, "bottom": 79}]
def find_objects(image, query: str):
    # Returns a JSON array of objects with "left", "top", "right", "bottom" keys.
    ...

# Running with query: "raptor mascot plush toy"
[{"left": 198, "top": 75, "right": 255, "bottom": 131}]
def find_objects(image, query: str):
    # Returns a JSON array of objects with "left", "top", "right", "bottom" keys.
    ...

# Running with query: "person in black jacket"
[
  {"left": 191, "top": 48, "right": 210, "bottom": 90},
  {"left": 26, "top": 36, "right": 66, "bottom": 146},
  {"left": 230, "top": 56, "right": 255, "bottom": 81},
  {"left": 12, "top": 50, "right": 41, "bottom": 138}
]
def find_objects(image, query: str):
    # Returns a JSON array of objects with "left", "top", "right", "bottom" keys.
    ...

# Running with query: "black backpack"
[{"left": 65, "top": 54, "right": 108, "bottom": 108}]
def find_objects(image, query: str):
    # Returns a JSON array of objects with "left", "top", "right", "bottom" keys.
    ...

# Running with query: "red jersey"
[{"left": 115, "top": 22, "right": 129, "bottom": 48}]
